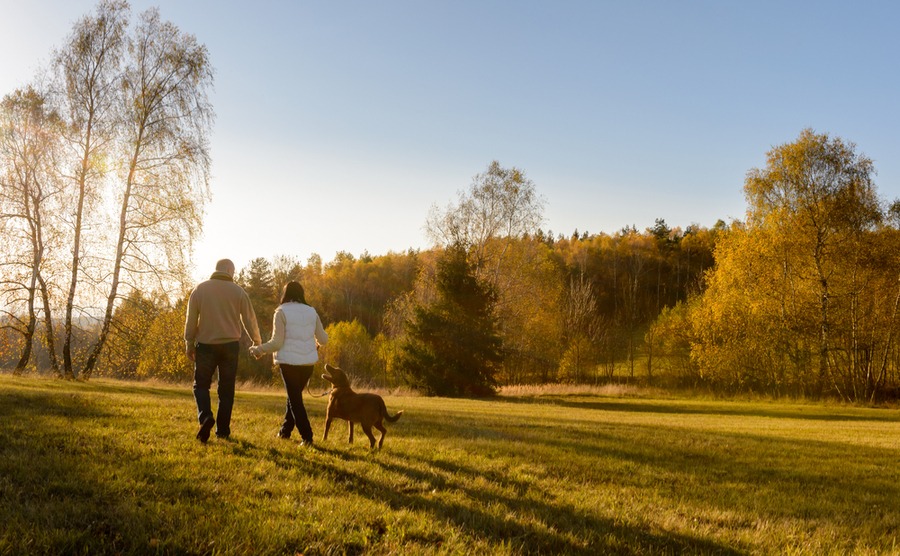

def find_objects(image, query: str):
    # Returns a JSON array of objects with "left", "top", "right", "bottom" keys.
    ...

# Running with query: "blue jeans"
[
  {"left": 193, "top": 341, "right": 240, "bottom": 437},
  {"left": 279, "top": 364, "right": 314, "bottom": 442}
]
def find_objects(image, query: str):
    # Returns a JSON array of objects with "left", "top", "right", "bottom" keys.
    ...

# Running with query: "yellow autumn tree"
[
  {"left": 136, "top": 298, "right": 192, "bottom": 382},
  {"left": 690, "top": 130, "right": 898, "bottom": 399}
]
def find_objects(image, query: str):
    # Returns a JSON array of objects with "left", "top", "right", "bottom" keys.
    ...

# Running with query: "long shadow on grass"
[
  {"left": 0, "top": 383, "right": 237, "bottom": 554},
  {"left": 396, "top": 402, "right": 900, "bottom": 552},
  {"left": 300, "top": 443, "right": 745, "bottom": 555},
  {"left": 544, "top": 420, "right": 900, "bottom": 518},
  {"left": 496, "top": 396, "right": 900, "bottom": 423},
  {"left": 496, "top": 417, "right": 900, "bottom": 551}
]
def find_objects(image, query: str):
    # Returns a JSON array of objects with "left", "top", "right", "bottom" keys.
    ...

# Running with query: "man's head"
[{"left": 215, "top": 259, "right": 236, "bottom": 277}]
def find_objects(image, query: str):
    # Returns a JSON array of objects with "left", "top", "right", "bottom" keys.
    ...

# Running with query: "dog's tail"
[{"left": 385, "top": 409, "right": 403, "bottom": 423}]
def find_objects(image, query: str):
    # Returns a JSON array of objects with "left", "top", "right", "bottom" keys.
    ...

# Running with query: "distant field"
[{"left": 1, "top": 373, "right": 898, "bottom": 555}]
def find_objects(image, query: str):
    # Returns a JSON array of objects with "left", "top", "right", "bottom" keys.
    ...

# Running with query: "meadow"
[{"left": 0, "top": 373, "right": 898, "bottom": 555}]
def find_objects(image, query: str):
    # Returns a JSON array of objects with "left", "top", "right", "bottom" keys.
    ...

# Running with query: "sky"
[{"left": 2, "top": 1, "right": 899, "bottom": 282}]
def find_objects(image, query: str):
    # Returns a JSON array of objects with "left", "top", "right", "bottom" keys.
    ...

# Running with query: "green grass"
[{"left": 1, "top": 374, "right": 898, "bottom": 555}]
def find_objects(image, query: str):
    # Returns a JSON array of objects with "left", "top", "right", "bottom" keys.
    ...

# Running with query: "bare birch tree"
[
  {"left": 427, "top": 160, "right": 544, "bottom": 282},
  {"left": 53, "top": 0, "right": 128, "bottom": 378},
  {"left": 80, "top": 7, "right": 213, "bottom": 378},
  {"left": 0, "top": 87, "right": 65, "bottom": 375}
]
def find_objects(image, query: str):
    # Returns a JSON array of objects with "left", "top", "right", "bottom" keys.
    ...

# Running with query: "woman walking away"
[{"left": 250, "top": 281, "right": 328, "bottom": 446}]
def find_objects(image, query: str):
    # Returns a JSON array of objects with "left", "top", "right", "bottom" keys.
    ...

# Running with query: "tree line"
[{"left": 4, "top": 130, "right": 899, "bottom": 402}]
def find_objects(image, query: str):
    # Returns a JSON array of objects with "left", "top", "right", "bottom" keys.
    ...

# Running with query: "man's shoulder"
[{"left": 194, "top": 278, "right": 246, "bottom": 295}]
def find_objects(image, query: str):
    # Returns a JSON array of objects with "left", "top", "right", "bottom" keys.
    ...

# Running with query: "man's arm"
[
  {"left": 241, "top": 292, "right": 262, "bottom": 345},
  {"left": 184, "top": 290, "right": 199, "bottom": 361}
]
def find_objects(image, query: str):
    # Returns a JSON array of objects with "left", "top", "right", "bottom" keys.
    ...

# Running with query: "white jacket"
[{"left": 257, "top": 302, "right": 328, "bottom": 365}]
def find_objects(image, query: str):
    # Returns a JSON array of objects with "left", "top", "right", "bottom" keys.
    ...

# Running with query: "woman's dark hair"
[{"left": 280, "top": 281, "right": 307, "bottom": 305}]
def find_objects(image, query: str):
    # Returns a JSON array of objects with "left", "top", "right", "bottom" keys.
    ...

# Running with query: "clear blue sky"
[{"left": 3, "top": 1, "right": 899, "bottom": 281}]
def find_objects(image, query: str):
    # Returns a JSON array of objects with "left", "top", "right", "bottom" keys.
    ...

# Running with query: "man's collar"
[{"left": 210, "top": 271, "right": 234, "bottom": 282}]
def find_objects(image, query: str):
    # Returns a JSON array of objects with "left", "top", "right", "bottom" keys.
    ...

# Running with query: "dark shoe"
[
  {"left": 215, "top": 433, "right": 230, "bottom": 440},
  {"left": 299, "top": 439, "right": 314, "bottom": 448},
  {"left": 196, "top": 416, "right": 215, "bottom": 443},
  {"left": 276, "top": 433, "right": 291, "bottom": 440}
]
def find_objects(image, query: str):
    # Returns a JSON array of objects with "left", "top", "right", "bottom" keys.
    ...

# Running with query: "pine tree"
[
  {"left": 398, "top": 245, "right": 503, "bottom": 397},
  {"left": 237, "top": 257, "right": 277, "bottom": 382}
]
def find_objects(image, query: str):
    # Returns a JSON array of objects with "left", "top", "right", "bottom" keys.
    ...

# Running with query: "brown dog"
[{"left": 322, "top": 364, "right": 403, "bottom": 449}]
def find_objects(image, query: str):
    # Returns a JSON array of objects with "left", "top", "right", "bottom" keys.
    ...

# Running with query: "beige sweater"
[{"left": 184, "top": 272, "right": 262, "bottom": 351}]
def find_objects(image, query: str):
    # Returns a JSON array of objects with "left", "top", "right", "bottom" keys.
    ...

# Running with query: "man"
[{"left": 184, "top": 259, "right": 261, "bottom": 442}]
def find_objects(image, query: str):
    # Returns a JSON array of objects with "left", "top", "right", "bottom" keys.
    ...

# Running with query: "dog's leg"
[
  {"left": 348, "top": 421, "right": 354, "bottom": 444},
  {"left": 374, "top": 420, "right": 387, "bottom": 449},
  {"left": 361, "top": 424, "right": 377, "bottom": 449},
  {"left": 323, "top": 415, "right": 332, "bottom": 441}
]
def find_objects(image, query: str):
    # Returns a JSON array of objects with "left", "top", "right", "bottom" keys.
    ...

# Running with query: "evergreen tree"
[
  {"left": 398, "top": 245, "right": 503, "bottom": 397},
  {"left": 237, "top": 257, "right": 277, "bottom": 382}
]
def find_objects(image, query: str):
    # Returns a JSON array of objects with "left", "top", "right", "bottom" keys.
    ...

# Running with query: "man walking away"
[{"left": 184, "top": 259, "right": 262, "bottom": 442}]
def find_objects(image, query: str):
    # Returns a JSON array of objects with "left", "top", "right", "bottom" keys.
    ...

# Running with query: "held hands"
[{"left": 249, "top": 345, "right": 263, "bottom": 360}]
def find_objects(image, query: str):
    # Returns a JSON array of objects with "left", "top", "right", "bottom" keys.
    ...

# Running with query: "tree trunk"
[
  {"left": 15, "top": 278, "right": 38, "bottom": 374},
  {"left": 37, "top": 273, "right": 61, "bottom": 377},
  {"left": 63, "top": 155, "right": 89, "bottom": 380},
  {"left": 80, "top": 136, "right": 139, "bottom": 379}
]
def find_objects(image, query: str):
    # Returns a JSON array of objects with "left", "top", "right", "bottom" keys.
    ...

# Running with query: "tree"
[
  {"left": 558, "top": 273, "right": 606, "bottom": 383},
  {"left": 322, "top": 320, "right": 377, "bottom": 384},
  {"left": 54, "top": 0, "right": 128, "bottom": 379},
  {"left": 690, "top": 130, "right": 892, "bottom": 399},
  {"left": 489, "top": 236, "right": 565, "bottom": 384},
  {"left": 100, "top": 289, "right": 159, "bottom": 378},
  {"left": 397, "top": 245, "right": 503, "bottom": 397},
  {"left": 745, "top": 129, "right": 881, "bottom": 394},
  {"left": 237, "top": 258, "right": 278, "bottom": 382},
  {"left": 646, "top": 301, "right": 697, "bottom": 386},
  {"left": 425, "top": 162, "right": 551, "bottom": 384},
  {"left": 426, "top": 160, "right": 544, "bottom": 283},
  {"left": 136, "top": 296, "right": 192, "bottom": 381},
  {"left": 80, "top": 6, "right": 213, "bottom": 379},
  {"left": 0, "top": 86, "right": 64, "bottom": 375},
  {"left": 617, "top": 228, "right": 655, "bottom": 378}
]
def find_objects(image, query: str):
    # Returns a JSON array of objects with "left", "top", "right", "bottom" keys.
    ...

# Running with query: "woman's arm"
[{"left": 314, "top": 312, "right": 328, "bottom": 347}]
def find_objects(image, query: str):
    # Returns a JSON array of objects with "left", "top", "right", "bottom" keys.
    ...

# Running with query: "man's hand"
[{"left": 186, "top": 348, "right": 195, "bottom": 362}]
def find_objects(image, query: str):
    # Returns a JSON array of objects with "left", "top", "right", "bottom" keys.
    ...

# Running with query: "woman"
[{"left": 250, "top": 281, "right": 328, "bottom": 445}]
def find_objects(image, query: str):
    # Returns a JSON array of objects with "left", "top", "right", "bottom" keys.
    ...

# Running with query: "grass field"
[{"left": 1, "top": 373, "right": 898, "bottom": 555}]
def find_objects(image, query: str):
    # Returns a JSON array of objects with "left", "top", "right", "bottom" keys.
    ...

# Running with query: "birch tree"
[
  {"left": 0, "top": 87, "right": 64, "bottom": 375},
  {"left": 426, "top": 160, "right": 544, "bottom": 283},
  {"left": 744, "top": 129, "right": 880, "bottom": 395},
  {"left": 80, "top": 7, "right": 213, "bottom": 378},
  {"left": 53, "top": 0, "right": 128, "bottom": 378},
  {"left": 691, "top": 130, "right": 889, "bottom": 398}
]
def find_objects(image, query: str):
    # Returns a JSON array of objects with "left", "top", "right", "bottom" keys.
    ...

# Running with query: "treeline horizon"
[
  {"left": 6, "top": 135, "right": 900, "bottom": 402},
  {"left": 8, "top": 129, "right": 900, "bottom": 402},
  {"left": 1, "top": 216, "right": 720, "bottom": 388}
]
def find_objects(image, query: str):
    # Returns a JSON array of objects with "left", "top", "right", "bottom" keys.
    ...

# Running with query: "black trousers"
[
  {"left": 192, "top": 341, "right": 239, "bottom": 437},
  {"left": 278, "top": 363, "right": 314, "bottom": 442}
]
